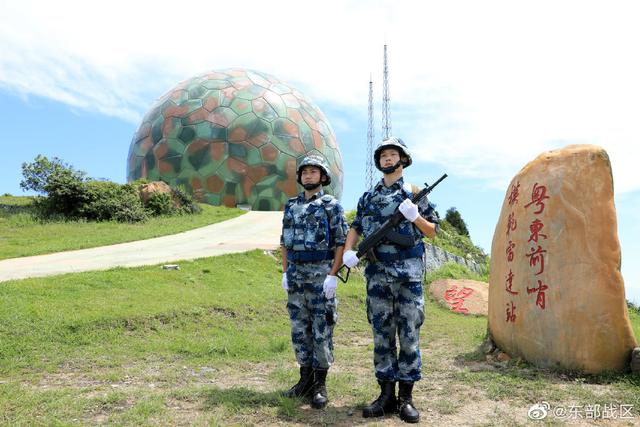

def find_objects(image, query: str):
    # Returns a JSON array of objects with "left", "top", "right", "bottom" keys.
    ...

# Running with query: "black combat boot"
[
  {"left": 282, "top": 366, "right": 313, "bottom": 399},
  {"left": 362, "top": 380, "right": 397, "bottom": 418},
  {"left": 398, "top": 381, "right": 419, "bottom": 423},
  {"left": 311, "top": 368, "right": 329, "bottom": 409}
]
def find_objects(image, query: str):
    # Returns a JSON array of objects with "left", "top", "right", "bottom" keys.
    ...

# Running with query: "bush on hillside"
[
  {"left": 35, "top": 168, "right": 89, "bottom": 219},
  {"left": 445, "top": 207, "right": 469, "bottom": 237},
  {"left": 81, "top": 181, "right": 148, "bottom": 222},
  {"left": 21, "top": 155, "right": 201, "bottom": 223},
  {"left": 145, "top": 192, "right": 175, "bottom": 216},
  {"left": 170, "top": 185, "right": 202, "bottom": 214},
  {"left": 21, "top": 155, "right": 87, "bottom": 195}
]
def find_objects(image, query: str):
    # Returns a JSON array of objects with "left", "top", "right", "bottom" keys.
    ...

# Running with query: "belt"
[
  {"left": 288, "top": 250, "right": 335, "bottom": 263},
  {"left": 374, "top": 243, "right": 424, "bottom": 262}
]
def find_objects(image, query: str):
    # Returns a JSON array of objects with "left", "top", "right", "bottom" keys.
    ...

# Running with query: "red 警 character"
[
  {"left": 525, "top": 245, "right": 547, "bottom": 275},
  {"left": 444, "top": 286, "right": 473, "bottom": 314},
  {"left": 528, "top": 218, "right": 547, "bottom": 243},
  {"left": 527, "top": 279, "right": 549, "bottom": 309},
  {"left": 524, "top": 182, "right": 550, "bottom": 214}
]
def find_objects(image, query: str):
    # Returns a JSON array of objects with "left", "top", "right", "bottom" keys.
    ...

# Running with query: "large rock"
[
  {"left": 429, "top": 279, "right": 488, "bottom": 315},
  {"left": 138, "top": 181, "right": 182, "bottom": 208},
  {"left": 488, "top": 144, "right": 637, "bottom": 373}
]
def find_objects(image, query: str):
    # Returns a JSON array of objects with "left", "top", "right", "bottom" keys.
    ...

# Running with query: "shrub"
[
  {"left": 171, "top": 186, "right": 201, "bottom": 214},
  {"left": 145, "top": 192, "right": 175, "bottom": 216},
  {"left": 21, "top": 155, "right": 86, "bottom": 194},
  {"left": 36, "top": 168, "right": 89, "bottom": 219},
  {"left": 81, "top": 181, "right": 148, "bottom": 222},
  {"left": 445, "top": 207, "right": 469, "bottom": 237}
]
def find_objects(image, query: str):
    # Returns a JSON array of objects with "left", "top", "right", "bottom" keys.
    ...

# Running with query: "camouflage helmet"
[
  {"left": 296, "top": 154, "right": 332, "bottom": 186},
  {"left": 374, "top": 136, "right": 412, "bottom": 170}
]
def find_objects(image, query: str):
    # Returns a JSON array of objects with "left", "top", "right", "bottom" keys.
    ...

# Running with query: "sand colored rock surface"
[
  {"left": 138, "top": 181, "right": 175, "bottom": 205},
  {"left": 429, "top": 279, "right": 488, "bottom": 315},
  {"left": 488, "top": 144, "right": 637, "bottom": 373}
]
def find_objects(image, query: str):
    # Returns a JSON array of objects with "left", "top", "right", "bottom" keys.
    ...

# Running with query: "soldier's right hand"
[
  {"left": 342, "top": 250, "right": 360, "bottom": 268},
  {"left": 281, "top": 272, "right": 289, "bottom": 291}
]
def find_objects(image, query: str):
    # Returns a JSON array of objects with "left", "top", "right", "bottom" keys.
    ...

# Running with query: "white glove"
[
  {"left": 399, "top": 199, "right": 419, "bottom": 222},
  {"left": 323, "top": 275, "right": 338, "bottom": 299},
  {"left": 342, "top": 250, "right": 360, "bottom": 268},
  {"left": 281, "top": 272, "right": 288, "bottom": 291}
]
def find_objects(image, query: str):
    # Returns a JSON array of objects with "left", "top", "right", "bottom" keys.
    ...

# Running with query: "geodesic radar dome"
[{"left": 126, "top": 69, "right": 343, "bottom": 211}]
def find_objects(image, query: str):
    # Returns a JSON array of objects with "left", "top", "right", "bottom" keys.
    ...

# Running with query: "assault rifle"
[{"left": 336, "top": 173, "right": 447, "bottom": 283}]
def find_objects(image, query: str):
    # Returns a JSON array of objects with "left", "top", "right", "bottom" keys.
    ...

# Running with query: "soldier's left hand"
[
  {"left": 323, "top": 275, "right": 338, "bottom": 299},
  {"left": 399, "top": 199, "right": 419, "bottom": 222}
]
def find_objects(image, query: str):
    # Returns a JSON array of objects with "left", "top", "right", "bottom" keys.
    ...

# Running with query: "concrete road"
[{"left": 0, "top": 211, "right": 283, "bottom": 282}]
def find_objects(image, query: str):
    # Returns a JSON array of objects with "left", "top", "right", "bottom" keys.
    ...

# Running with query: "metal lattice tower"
[
  {"left": 366, "top": 76, "right": 375, "bottom": 189},
  {"left": 382, "top": 44, "right": 391, "bottom": 140}
]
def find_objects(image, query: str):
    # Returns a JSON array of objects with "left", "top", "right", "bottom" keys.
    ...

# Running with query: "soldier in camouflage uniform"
[
  {"left": 280, "top": 154, "right": 348, "bottom": 409},
  {"left": 343, "top": 137, "right": 439, "bottom": 424}
]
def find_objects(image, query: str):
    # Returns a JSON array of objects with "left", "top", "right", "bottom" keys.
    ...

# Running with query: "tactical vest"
[
  {"left": 360, "top": 182, "right": 425, "bottom": 256},
  {"left": 283, "top": 194, "right": 336, "bottom": 254}
]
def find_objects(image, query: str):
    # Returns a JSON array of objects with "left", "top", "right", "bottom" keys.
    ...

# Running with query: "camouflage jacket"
[
  {"left": 352, "top": 177, "right": 439, "bottom": 281},
  {"left": 281, "top": 190, "right": 348, "bottom": 281}
]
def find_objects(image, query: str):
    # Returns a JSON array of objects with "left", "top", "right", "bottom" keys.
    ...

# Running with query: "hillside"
[{"left": 0, "top": 250, "right": 638, "bottom": 425}]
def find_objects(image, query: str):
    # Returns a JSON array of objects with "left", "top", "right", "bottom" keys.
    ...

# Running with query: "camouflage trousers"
[
  {"left": 366, "top": 276, "right": 425, "bottom": 382},
  {"left": 287, "top": 280, "right": 338, "bottom": 369}
]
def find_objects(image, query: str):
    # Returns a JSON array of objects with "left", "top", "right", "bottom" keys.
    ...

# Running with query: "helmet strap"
[
  {"left": 379, "top": 160, "right": 403, "bottom": 174},
  {"left": 303, "top": 182, "right": 322, "bottom": 191}
]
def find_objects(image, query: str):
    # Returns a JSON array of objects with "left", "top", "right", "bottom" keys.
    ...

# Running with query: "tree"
[
  {"left": 445, "top": 207, "right": 469, "bottom": 237},
  {"left": 20, "top": 155, "right": 86, "bottom": 194}
]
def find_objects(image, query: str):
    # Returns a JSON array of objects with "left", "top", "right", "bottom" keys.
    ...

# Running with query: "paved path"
[{"left": 0, "top": 211, "right": 282, "bottom": 282}]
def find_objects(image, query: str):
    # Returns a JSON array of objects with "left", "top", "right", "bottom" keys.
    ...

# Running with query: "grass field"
[
  {"left": 0, "top": 196, "right": 244, "bottom": 260},
  {"left": 1, "top": 251, "right": 638, "bottom": 426}
]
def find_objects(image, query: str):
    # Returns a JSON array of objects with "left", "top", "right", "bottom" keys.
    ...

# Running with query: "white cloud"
[{"left": 1, "top": 0, "right": 639, "bottom": 192}]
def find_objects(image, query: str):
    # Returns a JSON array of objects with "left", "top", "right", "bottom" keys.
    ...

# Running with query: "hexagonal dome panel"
[{"left": 127, "top": 68, "right": 343, "bottom": 210}]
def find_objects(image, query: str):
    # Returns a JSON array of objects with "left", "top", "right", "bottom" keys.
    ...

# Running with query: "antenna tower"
[
  {"left": 382, "top": 44, "right": 391, "bottom": 140},
  {"left": 366, "top": 76, "right": 375, "bottom": 189}
]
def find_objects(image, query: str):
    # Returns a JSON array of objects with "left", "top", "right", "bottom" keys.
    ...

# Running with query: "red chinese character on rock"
[
  {"left": 506, "top": 212, "right": 517, "bottom": 236},
  {"left": 508, "top": 181, "right": 520, "bottom": 206},
  {"left": 505, "top": 269, "right": 518, "bottom": 295},
  {"left": 506, "top": 240, "right": 515, "bottom": 262},
  {"left": 506, "top": 301, "right": 517, "bottom": 323},
  {"left": 444, "top": 286, "right": 474, "bottom": 314},
  {"left": 524, "top": 182, "right": 550, "bottom": 214},
  {"left": 525, "top": 245, "right": 547, "bottom": 275},
  {"left": 528, "top": 219, "right": 548, "bottom": 243},
  {"left": 527, "top": 279, "right": 549, "bottom": 309}
]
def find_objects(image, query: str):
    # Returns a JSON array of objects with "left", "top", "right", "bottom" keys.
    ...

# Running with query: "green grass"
[
  {"left": 0, "top": 196, "right": 244, "bottom": 260},
  {"left": 0, "top": 252, "right": 638, "bottom": 425},
  {"left": 425, "top": 260, "right": 490, "bottom": 283}
]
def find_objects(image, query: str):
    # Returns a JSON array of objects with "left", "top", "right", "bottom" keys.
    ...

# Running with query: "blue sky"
[{"left": 1, "top": 0, "right": 639, "bottom": 303}]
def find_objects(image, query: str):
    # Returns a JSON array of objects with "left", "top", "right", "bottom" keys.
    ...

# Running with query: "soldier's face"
[
  {"left": 379, "top": 148, "right": 401, "bottom": 168},
  {"left": 301, "top": 166, "right": 323, "bottom": 186}
]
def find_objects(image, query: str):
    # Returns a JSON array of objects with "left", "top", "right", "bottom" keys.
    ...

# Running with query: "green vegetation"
[
  {"left": 445, "top": 207, "right": 469, "bottom": 236},
  {"left": 19, "top": 155, "right": 201, "bottom": 223},
  {"left": 0, "top": 252, "right": 638, "bottom": 425},
  {"left": 0, "top": 196, "right": 243, "bottom": 260},
  {"left": 431, "top": 219, "right": 489, "bottom": 265},
  {"left": 425, "top": 261, "right": 489, "bottom": 284}
]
